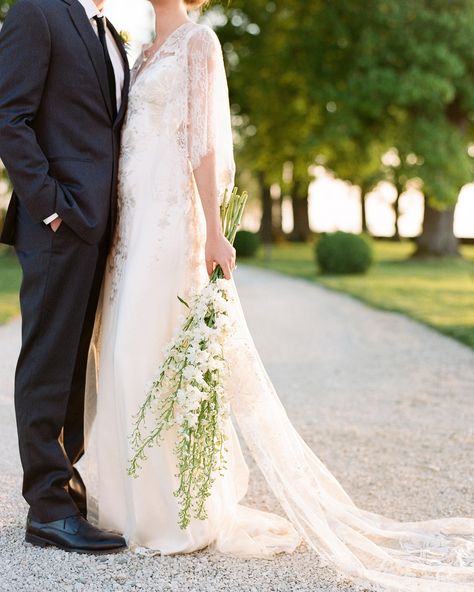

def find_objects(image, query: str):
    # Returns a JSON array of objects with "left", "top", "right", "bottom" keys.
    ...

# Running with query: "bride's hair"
[{"left": 185, "top": 0, "right": 209, "bottom": 8}]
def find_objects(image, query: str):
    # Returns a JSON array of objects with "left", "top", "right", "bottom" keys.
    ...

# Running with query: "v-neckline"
[{"left": 134, "top": 21, "right": 193, "bottom": 85}]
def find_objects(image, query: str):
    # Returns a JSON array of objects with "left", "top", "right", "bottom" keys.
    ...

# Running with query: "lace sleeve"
[{"left": 186, "top": 26, "right": 235, "bottom": 201}]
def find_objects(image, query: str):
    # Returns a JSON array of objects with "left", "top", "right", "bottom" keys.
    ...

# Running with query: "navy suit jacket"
[{"left": 0, "top": 0, "right": 130, "bottom": 245}]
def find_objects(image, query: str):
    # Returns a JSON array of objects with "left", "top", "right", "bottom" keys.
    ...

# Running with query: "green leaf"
[{"left": 177, "top": 295, "right": 190, "bottom": 308}]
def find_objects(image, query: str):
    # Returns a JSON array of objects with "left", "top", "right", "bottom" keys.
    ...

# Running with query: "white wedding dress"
[{"left": 84, "top": 21, "right": 474, "bottom": 591}]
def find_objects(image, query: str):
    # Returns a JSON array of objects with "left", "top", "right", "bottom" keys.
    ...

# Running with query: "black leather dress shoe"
[
  {"left": 25, "top": 513, "right": 127, "bottom": 554},
  {"left": 69, "top": 469, "right": 87, "bottom": 519}
]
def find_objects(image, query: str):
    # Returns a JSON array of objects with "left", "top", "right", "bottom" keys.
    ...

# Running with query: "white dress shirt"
[
  {"left": 79, "top": 0, "right": 125, "bottom": 111},
  {"left": 44, "top": 0, "right": 125, "bottom": 225}
]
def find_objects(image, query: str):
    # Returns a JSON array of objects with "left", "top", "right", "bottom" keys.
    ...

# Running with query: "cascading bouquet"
[{"left": 128, "top": 187, "right": 248, "bottom": 529}]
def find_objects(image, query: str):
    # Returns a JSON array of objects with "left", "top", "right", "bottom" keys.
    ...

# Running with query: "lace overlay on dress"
[{"left": 108, "top": 23, "right": 234, "bottom": 302}]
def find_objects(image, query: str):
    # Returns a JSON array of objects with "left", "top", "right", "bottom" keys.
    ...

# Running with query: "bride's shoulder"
[{"left": 185, "top": 23, "right": 221, "bottom": 52}]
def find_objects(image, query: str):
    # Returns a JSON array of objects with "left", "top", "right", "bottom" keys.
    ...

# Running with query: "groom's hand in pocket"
[{"left": 206, "top": 233, "right": 236, "bottom": 280}]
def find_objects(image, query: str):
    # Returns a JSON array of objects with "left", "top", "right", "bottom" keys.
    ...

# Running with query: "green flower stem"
[{"left": 210, "top": 189, "right": 248, "bottom": 284}]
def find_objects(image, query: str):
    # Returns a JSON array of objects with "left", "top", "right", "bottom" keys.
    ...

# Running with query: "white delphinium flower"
[
  {"left": 187, "top": 413, "right": 199, "bottom": 429},
  {"left": 208, "top": 337, "right": 224, "bottom": 354},
  {"left": 129, "top": 187, "right": 248, "bottom": 530},
  {"left": 182, "top": 365, "right": 200, "bottom": 382},
  {"left": 176, "top": 389, "right": 187, "bottom": 407}
]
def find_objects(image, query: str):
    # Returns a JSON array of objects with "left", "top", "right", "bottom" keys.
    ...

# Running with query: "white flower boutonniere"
[{"left": 119, "top": 30, "right": 132, "bottom": 51}]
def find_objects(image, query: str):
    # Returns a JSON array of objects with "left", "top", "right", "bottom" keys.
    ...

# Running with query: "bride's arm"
[
  {"left": 193, "top": 153, "right": 236, "bottom": 280},
  {"left": 187, "top": 28, "right": 237, "bottom": 281}
]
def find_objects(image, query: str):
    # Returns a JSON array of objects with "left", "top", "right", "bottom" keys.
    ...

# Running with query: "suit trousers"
[{"left": 14, "top": 203, "right": 109, "bottom": 522}]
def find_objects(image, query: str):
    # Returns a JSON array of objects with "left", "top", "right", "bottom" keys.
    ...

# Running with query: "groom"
[{"left": 0, "top": 0, "right": 130, "bottom": 553}]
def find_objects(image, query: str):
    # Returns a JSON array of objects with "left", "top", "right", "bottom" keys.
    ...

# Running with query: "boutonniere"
[{"left": 119, "top": 30, "right": 132, "bottom": 52}]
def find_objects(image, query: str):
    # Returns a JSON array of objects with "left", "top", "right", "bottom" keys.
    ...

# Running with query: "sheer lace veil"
[
  {"left": 226, "top": 292, "right": 474, "bottom": 591},
  {"left": 186, "top": 25, "right": 474, "bottom": 592}
]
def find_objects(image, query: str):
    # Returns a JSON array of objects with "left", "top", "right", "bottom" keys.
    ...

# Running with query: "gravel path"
[{"left": 0, "top": 265, "right": 473, "bottom": 592}]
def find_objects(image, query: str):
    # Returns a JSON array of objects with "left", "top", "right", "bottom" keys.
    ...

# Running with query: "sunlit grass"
[
  {"left": 0, "top": 247, "right": 21, "bottom": 325},
  {"left": 2, "top": 240, "right": 474, "bottom": 350},
  {"left": 245, "top": 241, "right": 474, "bottom": 349}
]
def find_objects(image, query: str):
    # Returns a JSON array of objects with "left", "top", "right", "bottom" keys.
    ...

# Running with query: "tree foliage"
[
  {"left": 339, "top": 0, "right": 474, "bottom": 207},
  {"left": 2, "top": 0, "right": 473, "bottom": 249},
  {"left": 215, "top": 0, "right": 474, "bottom": 248}
]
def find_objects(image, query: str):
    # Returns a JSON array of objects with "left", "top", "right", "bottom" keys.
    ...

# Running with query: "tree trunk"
[
  {"left": 290, "top": 179, "right": 311, "bottom": 242},
  {"left": 360, "top": 190, "right": 368, "bottom": 234},
  {"left": 414, "top": 197, "right": 459, "bottom": 257},
  {"left": 257, "top": 171, "right": 273, "bottom": 244},
  {"left": 392, "top": 188, "right": 401, "bottom": 241},
  {"left": 271, "top": 185, "right": 284, "bottom": 241},
  {"left": 274, "top": 192, "right": 284, "bottom": 240}
]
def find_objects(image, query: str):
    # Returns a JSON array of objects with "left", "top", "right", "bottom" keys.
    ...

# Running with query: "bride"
[{"left": 85, "top": 0, "right": 474, "bottom": 590}]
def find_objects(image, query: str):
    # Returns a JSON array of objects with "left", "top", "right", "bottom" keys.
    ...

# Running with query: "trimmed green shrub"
[
  {"left": 316, "top": 231, "right": 374, "bottom": 274},
  {"left": 234, "top": 230, "right": 260, "bottom": 258}
]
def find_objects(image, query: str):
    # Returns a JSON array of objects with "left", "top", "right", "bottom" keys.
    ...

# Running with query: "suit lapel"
[
  {"left": 67, "top": 1, "right": 114, "bottom": 120},
  {"left": 107, "top": 21, "right": 131, "bottom": 128}
]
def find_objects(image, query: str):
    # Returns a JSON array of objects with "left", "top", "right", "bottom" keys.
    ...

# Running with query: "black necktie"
[{"left": 94, "top": 16, "right": 118, "bottom": 120}]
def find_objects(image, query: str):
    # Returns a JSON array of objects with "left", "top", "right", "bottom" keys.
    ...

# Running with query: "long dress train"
[{"left": 84, "top": 21, "right": 474, "bottom": 592}]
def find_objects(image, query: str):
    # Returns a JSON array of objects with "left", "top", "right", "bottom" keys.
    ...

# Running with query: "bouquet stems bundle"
[
  {"left": 211, "top": 187, "right": 248, "bottom": 281},
  {"left": 128, "top": 187, "right": 248, "bottom": 529}
]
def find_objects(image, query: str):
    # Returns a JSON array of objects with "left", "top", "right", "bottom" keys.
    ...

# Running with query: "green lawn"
[
  {"left": 245, "top": 240, "right": 474, "bottom": 349},
  {"left": 2, "top": 241, "right": 474, "bottom": 350},
  {"left": 0, "top": 248, "right": 21, "bottom": 325}
]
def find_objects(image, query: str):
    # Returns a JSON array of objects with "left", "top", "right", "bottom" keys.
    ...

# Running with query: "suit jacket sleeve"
[{"left": 0, "top": 0, "right": 71, "bottom": 224}]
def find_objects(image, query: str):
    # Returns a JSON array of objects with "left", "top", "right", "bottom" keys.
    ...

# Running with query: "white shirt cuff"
[{"left": 43, "top": 213, "right": 59, "bottom": 225}]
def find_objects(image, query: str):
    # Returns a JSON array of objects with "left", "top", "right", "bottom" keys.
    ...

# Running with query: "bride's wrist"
[{"left": 206, "top": 227, "right": 224, "bottom": 241}]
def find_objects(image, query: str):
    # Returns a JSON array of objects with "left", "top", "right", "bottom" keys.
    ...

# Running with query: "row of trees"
[
  {"left": 214, "top": 0, "right": 474, "bottom": 256},
  {"left": 1, "top": 1, "right": 473, "bottom": 255}
]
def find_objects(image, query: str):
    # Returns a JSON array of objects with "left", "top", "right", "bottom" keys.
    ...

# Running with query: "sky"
[{"left": 239, "top": 175, "right": 474, "bottom": 238}]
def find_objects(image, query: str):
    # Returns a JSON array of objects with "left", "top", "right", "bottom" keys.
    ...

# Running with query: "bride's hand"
[{"left": 206, "top": 232, "right": 236, "bottom": 280}]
